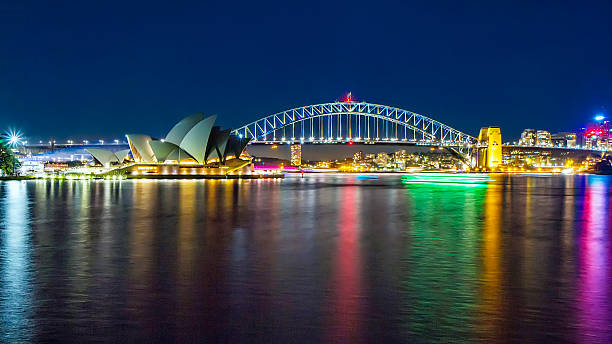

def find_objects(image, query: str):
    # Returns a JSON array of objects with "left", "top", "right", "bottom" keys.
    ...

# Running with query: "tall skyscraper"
[
  {"left": 290, "top": 144, "right": 302, "bottom": 166},
  {"left": 536, "top": 130, "right": 551, "bottom": 146}
]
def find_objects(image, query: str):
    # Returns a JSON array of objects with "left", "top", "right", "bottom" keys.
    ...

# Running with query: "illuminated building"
[
  {"left": 520, "top": 129, "right": 537, "bottom": 146},
  {"left": 353, "top": 151, "right": 363, "bottom": 162},
  {"left": 87, "top": 113, "right": 250, "bottom": 169},
  {"left": 18, "top": 161, "right": 45, "bottom": 175},
  {"left": 290, "top": 144, "right": 302, "bottom": 166},
  {"left": 86, "top": 148, "right": 130, "bottom": 167},
  {"left": 551, "top": 132, "right": 577, "bottom": 148},
  {"left": 536, "top": 130, "right": 551, "bottom": 146},
  {"left": 374, "top": 153, "right": 390, "bottom": 167},
  {"left": 394, "top": 149, "right": 407, "bottom": 161},
  {"left": 477, "top": 127, "right": 502, "bottom": 170},
  {"left": 583, "top": 119, "right": 611, "bottom": 150}
]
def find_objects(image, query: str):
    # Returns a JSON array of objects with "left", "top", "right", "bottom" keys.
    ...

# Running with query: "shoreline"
[{"left": 0, "top": 174, "right": 284, "bottom": 181}]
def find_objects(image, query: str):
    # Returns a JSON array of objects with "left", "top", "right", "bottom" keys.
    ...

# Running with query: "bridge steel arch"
[{"left": 232, "top": 102, "right": 477, "bottom": 146}]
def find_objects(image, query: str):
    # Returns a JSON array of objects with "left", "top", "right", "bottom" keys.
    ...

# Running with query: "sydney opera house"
[{"left": 85, "top": 114, "right": 251, "bottom": 177}]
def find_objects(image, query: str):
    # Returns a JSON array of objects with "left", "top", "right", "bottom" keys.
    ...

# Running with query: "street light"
[
  {"left": 6, "top": 129, "right": 23, "bottom": 147},
  {"left": 3, "top": 129, "right": 24, "bottom": 176},
  {"left": 595, "top": 114, "right": 605, "bottom": 121}
]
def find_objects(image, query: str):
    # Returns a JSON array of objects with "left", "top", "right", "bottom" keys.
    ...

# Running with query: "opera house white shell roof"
[
  {"left": 85, "top": 113, "right": 249, "bottom": 167},
  {"left": 125, "top": 113, "right": 249, "bottom": 165}
]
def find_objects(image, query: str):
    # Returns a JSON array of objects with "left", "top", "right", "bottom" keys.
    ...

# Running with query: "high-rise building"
[
  {"left": 374, "top": 153, "right": 390, "bottom": 167},
  {"left": 565, "top": 133, "right": 577, "bottom": 148},
  {"left": 520, "top": 129, "right": 537, "bottom": 146},
  {"left": 290, "top": 144, "right": 302, "bottom": 166},
  {"left": 536, "top": 130, "right": 551, "bottom": 146},
  {"left": 551, "top": 132, "right": 577, "bottom": 148}
]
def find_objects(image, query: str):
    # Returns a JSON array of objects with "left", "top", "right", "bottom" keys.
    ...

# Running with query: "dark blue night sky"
[{"left": 1, "top": 1, "right": 611, "bottom": 140}]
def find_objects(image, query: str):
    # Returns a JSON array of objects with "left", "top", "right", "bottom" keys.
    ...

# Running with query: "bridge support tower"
[{"left": 476, "top": 127, "right": 502, "bottom": 171}]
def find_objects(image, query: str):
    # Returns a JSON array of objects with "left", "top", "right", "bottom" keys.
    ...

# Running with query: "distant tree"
[{"left": 0, "top": 139, "right": 20, "bottom": 175}]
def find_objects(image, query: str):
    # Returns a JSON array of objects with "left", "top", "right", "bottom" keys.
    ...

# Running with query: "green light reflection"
[{"left": 401, "top": 181, "right": 487, "bottom": 342}]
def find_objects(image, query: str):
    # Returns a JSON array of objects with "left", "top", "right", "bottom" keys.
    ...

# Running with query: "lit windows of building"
[
  {"left": 536, "top": 130, "right": 551, "bottom": 146},
  {"left": 551, "top": 132, "right": 577, "bottom": 148},
  {"left": 290, "top": 144, "right": 302, "bottom": 166},
  {"left": 520, "top": 129, "right": 537, "bottom": 146},
  {"left": 353, "top": 151, "right": 363, "bottom": 162},
  {"left": 374, "top": 153, "right": 390, "bottom": 167}
]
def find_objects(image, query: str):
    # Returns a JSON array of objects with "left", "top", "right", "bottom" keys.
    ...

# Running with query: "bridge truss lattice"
[{"left": 232, "top": 101, "right": 477, "bottom": 147}]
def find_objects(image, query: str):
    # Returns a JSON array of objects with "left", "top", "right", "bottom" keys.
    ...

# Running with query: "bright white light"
[
  {"left": 4, "top": 129, "right": 24, "bottom": 147},
  {"left": 595, "top": 115, "right": 605, "bottom": 121}
]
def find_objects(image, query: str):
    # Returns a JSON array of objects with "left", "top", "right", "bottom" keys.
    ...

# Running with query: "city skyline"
[{"left": 2, "top": 1, "right": 611, "bottom": 139}]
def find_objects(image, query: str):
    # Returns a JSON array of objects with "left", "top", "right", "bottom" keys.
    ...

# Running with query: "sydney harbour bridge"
[
  {"left": 232, "top": 97, "right": 605, "bottom": 169},
  {"left": 232, "top": 100, "right": 481, "bottom": 166},
  {"left": 233, "top": 100, "right": 475, "bottom": 146}
]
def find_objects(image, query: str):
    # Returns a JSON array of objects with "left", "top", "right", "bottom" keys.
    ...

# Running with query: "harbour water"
[{"left": 0, "top": 174, "right": 611, "bottom": 343}]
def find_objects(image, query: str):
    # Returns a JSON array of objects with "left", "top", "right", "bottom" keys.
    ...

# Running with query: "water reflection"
[
  {"left": 477, "top": 182, "right": 503, "bottom": 340},
  {"left": 577, "top": 176, "right": 611, "bottom": 344},
  {"left": 0, "top": 182, "right": 33, "bottom": 343},
  {"left": 327, "top": 184, "right": 362, "bottom": 342},
  {"left": 402, "top": 183, "right": 484, "bottom": 342}
]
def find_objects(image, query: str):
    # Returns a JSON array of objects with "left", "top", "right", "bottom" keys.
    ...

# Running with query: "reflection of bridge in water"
[{"left": 233, "top": 100, "right": 607, "bottom": 169}]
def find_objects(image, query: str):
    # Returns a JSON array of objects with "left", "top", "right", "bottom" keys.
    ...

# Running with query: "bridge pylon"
[{"left": 475, "top": 127, "right": 502, "bottom": 171}]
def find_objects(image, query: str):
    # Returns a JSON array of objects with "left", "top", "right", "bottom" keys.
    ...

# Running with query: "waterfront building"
[
  {"left": 85, "top": 113, "right": 250, "bottom": 167},
  {"left": 79, "top": 113, "right": 252, "bottom": 177},
  {"left": 374, "top": 153, "right": 390, "bottom": 167},
  {"left": 393, "top": 150, "right": 407, "bottom": 161},
  {"left": 551, "top": 132, "right": 577, "bottom": 148},
  {"left": 353, "top": 151, "right": 363, "bottom": 162},
  {"left": 290, "top": 144, "right": 302, "bottom": 166},
  {"left": 520, "top": 129, "right": 537, "bottom": 146},
  {"left": 536, "top": 130, "right": 551, "bottom": 146}
]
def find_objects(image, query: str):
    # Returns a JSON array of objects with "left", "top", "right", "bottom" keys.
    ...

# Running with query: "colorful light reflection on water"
[{"left": 0, "top": 174, "right": 611, "bottom": 343}]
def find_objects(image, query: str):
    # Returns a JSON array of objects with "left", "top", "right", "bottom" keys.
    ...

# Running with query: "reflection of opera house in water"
[{"left": 86, "top": 114, "right": 253, "bottom": 177}]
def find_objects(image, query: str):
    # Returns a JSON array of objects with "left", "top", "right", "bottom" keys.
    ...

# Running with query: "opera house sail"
[{"left": 85, "top": 113, "right": 251, "bottom": 176}]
